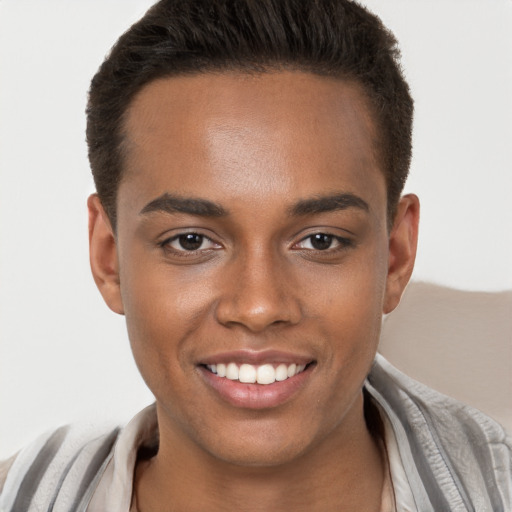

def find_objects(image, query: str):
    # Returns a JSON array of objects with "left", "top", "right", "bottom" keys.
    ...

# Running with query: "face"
[{"left": 89, "top": 71, "right": 418, "bottom": 467}]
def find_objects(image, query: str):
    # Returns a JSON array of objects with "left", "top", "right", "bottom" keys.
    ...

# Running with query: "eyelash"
[
  {"left": 160, "top": 233, "right": 220, "bottom": 256},
  {"left": 293, "top": 233, "right": 353, "bottom": 252},
  {"left": 159, "top": 231, "right": 353, "bottom": 257}
]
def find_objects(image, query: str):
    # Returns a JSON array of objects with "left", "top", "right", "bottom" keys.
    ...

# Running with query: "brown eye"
[
  {"left": 294, "top": 233, "right": 353, "bottom": 252},
  {"left": 163, "top": 232, "right": 220, "bottom": 253},
  {"left": 309, "top": 234, "right": 333, "bottom": 250},
  {"left": 177, "top": 233, "right": 204, "bottom": 251}
]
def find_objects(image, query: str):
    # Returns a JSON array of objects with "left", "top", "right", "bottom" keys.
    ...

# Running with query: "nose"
[{"left": 214, "top": 248, "right": 302, "bottom": 332}]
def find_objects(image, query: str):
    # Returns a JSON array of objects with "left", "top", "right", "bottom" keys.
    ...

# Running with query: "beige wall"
[{"left": 379, "top": 281, "right": 512, "bottom": 432}]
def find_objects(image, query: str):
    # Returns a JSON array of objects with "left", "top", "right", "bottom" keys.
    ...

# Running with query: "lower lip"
[{"left": 198, "top": 365, "right": 313, "bottom": 409}]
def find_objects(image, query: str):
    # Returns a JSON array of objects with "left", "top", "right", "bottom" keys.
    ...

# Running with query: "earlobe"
[
  {"left": 87, "top": 194, "right": 124, "bottom": 315},
  {"left": 383, "top": 194, "right": 420, "bottom": 314}
]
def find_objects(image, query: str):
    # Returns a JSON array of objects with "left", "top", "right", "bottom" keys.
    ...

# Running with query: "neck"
[{"left": 133, "top": 394, "right": 385, "bottom": 512}]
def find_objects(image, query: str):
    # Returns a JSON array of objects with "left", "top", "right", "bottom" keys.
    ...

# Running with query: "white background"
[{"left": 1, "top": 0, "right": 511, "bottom": 458}]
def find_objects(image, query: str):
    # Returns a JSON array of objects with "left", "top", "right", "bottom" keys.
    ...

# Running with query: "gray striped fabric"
[
  {"left": 0, "top": 426, "right": 119, "bottom": 512},
  {"left": 11, "top": 427, "right": 69, "bottom": 512},
  {"left": 367, "top": 354, "right": 512, "bottom": 512}
]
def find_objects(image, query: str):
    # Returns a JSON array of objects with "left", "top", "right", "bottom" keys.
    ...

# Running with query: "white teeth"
[
  {"left": 239, "top": 364, "right": 257, "bottom": 383},
  {"left": 287, "top": 364, "right": 297, "bottom": 378},
  {"left": 275, "top": 364, "right": 288, "bottom": 381},
  {"left": 216, "top": 363, "right": 226, "bottom": 377},
  {"left": 206, "top": 362, "right": 308, "bottom": 385},
  {"left": 226, "top": 362, "right": 239, "bottom": 380},
  {"left": 256, "top": 364, "right": 275, "bottom": 385}
]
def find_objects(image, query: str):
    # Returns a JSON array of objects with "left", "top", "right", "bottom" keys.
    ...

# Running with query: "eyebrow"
[
  {"left": 289, "top": 193, "right": 370, "bottom": 216},
  {"left": 140, "top": 193, "right": 228, "bottom": 217},
  {"left": 139, "top": 192, "right": 368, "bottom": 218}
]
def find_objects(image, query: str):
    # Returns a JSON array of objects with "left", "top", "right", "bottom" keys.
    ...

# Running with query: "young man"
[{"left": 1, "top": 1, "right": 510, "bottom": 511}]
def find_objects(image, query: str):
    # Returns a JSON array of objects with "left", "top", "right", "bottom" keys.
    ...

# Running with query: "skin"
[{"left": 88, "top": 71, "right": 419, "bottom": 511}]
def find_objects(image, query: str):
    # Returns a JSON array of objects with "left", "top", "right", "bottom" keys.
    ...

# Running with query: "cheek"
[
  {"left": 120, "top": 248, "right": 214, "bottom": 333},
  {"left": 118, "top": 251, "right": 217, "bottom": 391},
  {"left": 316, "top": 245, "right": 388, "bottom": 361}
]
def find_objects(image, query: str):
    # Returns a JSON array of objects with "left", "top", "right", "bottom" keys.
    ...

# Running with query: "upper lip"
[{"left": 199, "top": 349, "right": 315, "bottom": 366}]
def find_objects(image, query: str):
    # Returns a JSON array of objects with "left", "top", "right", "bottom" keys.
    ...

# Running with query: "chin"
[{"left": 198, "top": 422, "right": 313, "bottom": 469}]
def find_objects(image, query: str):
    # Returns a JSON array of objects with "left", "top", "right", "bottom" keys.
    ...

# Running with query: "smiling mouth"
[
  {"left": 203, "top": 362, "right": 311, "bottom": 385},
  {"left": 199, "top": 357, "right": 316, "bottom": 409}
]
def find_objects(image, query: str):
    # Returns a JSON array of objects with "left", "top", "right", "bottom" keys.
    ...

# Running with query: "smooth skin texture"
[{"left": 88, "top": 71, "right": 419, "bottom": 511}]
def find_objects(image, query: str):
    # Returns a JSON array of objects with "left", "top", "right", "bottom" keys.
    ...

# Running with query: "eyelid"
[
  {"left": 159, "top": 230, "right": 222, "bottom": 253},
  {"left": 293, "top": 233, "right": 353, "bottom": 250},
  {"left": 170, "top": 234, "right": 217, "bottom": 250}
]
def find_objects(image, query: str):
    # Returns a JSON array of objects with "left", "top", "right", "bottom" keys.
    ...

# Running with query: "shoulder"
[
  {"left": 0, "top": 423, "right": 120, "bottom": 512},
  {"left": 0, "top": 453, "right": 17, "bottom": 494},
  {"left": 367, "top": 354, "right": 512, "bottom": 511}
]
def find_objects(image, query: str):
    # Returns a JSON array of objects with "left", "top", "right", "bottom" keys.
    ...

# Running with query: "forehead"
[{"left": 120, "top": 71, "right": 385, "bottom": 217}]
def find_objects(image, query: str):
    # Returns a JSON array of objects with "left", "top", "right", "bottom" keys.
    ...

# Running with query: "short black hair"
[{"left": 87, "top": 0, "right": 413, "bottom": 228}]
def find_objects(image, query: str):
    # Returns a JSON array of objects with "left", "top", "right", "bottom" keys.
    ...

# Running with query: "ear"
[
  {"left": 383, "top": 194, "right": 420, "bottom": 314},
  {"left": 87, "top": 194, "right": 124, "bottom": 315}
]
